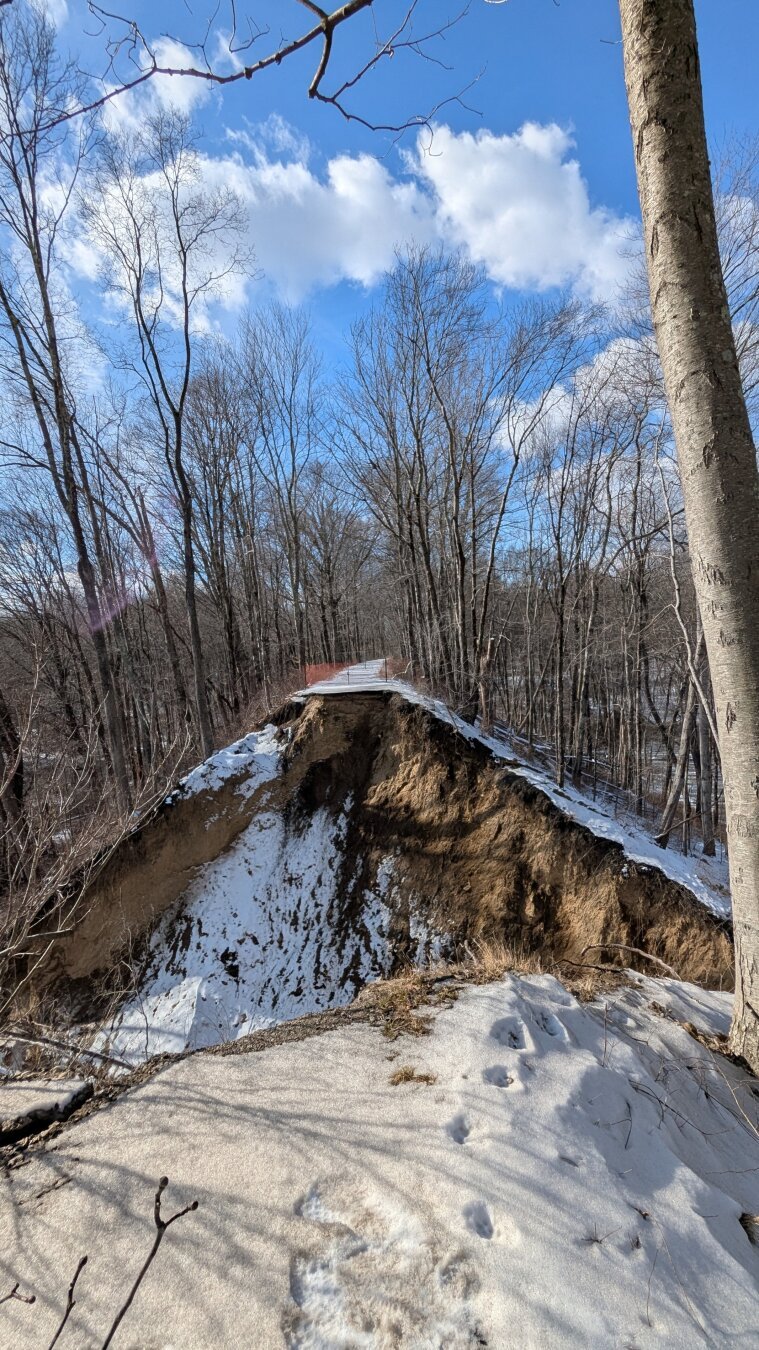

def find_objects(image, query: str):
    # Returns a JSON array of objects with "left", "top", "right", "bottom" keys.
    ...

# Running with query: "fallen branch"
[
  {"left": 5, "top": 1027, "right": 133, "bottom": 1072},
  {"left": 557, "top": 958, "right": 626, "bottom": 976},
  {"left": 101, "top": 1176, "right": 198, "bottom": 1348},
  {"left": 580, "top": 944, "right": 680, "bottom": 979}
]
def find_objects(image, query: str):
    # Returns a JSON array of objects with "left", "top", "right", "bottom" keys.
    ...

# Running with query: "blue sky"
[{"left": 57, "top": 0, "right": 759, "bottom": 365}]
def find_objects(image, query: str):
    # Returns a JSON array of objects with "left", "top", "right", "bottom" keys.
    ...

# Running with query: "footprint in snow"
[
  {"left": 463, "top": 1201, "right": 494, "bottom": 1240},
  {"left": 446, "top": 1114, "right": 472, "bottom": 1145},
  {"left": 286, "top": 1178, "right": 485, "bottom": 1347},
  {"left": 490, "top": 1017, "right": 525, "bottom": 1050},
  {"left": 438, "top": 1252, "right": 481, "bottom": 1299},
  {"left": 464, "top": 1201, "right": 521, "bottom": 1249},
  {"left": 532, "top": 1009, "right": 569, "bottom": 1042},
  {"left": 483, "top": 1065, "right": 514, "bottom": 1088}
]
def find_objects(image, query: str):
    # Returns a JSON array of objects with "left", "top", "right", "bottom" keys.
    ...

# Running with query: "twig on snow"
[
  {"left": 100, "top": 1176, "right": 198, "bottom": 1348},
  {"left": 645, "top": 1241, "right": 661, "bottom": 1326},
  {"left": 0, "top": 1281, "right": 36, "bottom": 1307},
  {"left": 47, "top": 1256, "right": 87, "bottom": 1349}
]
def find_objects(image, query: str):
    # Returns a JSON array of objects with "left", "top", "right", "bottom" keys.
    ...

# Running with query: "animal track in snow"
[
  {"left": 464, "top": 1201, "right": 494, "bottom": 1240},
  {"left": 490, "top": 1017, "right": 525, "bottom": 1049},
  {"left": 438, "top": 1252, "right": 481, "bottom": 1300},
  {"left": 446, "top": 1113, "right": 472, "bottom": 1144},
  {"left": 483, "top": 1065, "right": 514, "bottom": 1088}
]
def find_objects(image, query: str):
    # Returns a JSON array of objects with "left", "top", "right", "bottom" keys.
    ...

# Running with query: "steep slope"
[{"left": 26, "top": 683, "right": 733, "bottom": 1065}]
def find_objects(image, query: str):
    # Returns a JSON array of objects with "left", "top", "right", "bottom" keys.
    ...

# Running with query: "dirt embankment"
[
  {"left": 33, "top": 691, "right": 733, "bottom": 1004},
  {"left": 28, "top": 763, "right": 276, "bottom": 989}
]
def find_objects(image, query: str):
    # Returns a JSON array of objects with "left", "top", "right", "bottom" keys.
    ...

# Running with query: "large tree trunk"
[{"left": 619, "top": 0, "right": 759, "bottom": 1066}]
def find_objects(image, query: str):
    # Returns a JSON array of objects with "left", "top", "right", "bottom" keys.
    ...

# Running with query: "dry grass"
[
  {"left": 361, "top": 943, "right": 632, "bottom": 1046},
  {"left": 388, "top": 1064, "right": 438, "bottom": 1086},
  {"left": 448, "top": 936, "right": 632, "bottom": 1005},
  {"left": 358, "top": 969, "right": 459, "bottom": 1040},
  {"left": 458, "top": 936, "right": 545, "bottom": 983},
  {"left": 555, "top": 961, "right": 631, "bottom": 1004}
]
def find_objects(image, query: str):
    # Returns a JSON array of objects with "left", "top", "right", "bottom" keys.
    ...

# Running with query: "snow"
[
  {"left": 95, "top": 798, "right": 395, "bottom": 1065},
  {"left": 299, "top": 662, "right": 732, "bottom": 918},
  {"left": 169, "top": 723, "right": 282, "bottom": 801},
  {"left": 4, "top": 974, "right": 759, "bottom": 1347}
]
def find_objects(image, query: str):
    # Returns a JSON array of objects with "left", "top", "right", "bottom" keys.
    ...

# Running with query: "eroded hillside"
[{"left": 28, "top": 690, "right": 732, "bottom": 1063}]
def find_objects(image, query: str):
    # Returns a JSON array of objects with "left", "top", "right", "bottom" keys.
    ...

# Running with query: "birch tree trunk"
[{"left": 619, "top": 0, "right": 759, "bottom": 1066}]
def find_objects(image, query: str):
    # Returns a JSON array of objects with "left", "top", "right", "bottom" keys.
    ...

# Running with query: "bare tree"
[
  {"left": 0, "top": 4, "right": 132, "bottom": 808},
  {"left": 82, "top": 109, "right": 250, "bottom": 756},
  {"left": 242, "top": 305, "right": 321, "bottom": 681}
]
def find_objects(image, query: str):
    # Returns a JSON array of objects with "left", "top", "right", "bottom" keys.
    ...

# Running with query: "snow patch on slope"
[
  {"left": 96, "top": 796, "right": 397, "bottom": 1064},
  {"left": 171, "top": 723, "right": 282, "bottom": 801}
]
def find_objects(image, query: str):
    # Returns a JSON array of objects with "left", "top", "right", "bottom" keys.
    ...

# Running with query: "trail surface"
[{"left": 2, "top": 974, "right": 758, "bottom": 1347}]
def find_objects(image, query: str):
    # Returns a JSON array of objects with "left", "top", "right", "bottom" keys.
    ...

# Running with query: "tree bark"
[
  {"left": 698, "top": 687, "right": 716, "bottom": 857},
  {"left": 619, "top": 0, "right": 759, "bottom": 1065}
]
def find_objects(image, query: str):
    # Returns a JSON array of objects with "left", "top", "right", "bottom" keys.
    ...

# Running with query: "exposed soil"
[
  {"left": 28, "top": 765, "right": 277, "bottom": 991},
  {"left": 26, "top": 691, "right": 733, "bottom": 1025}
]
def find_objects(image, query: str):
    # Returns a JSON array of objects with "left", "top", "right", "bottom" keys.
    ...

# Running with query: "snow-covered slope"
[
  {"left": 5, "top": 973, "right": 758, "bottom": 1347},
  {"left": 97, "top": 794, "right": 395, "bottom": 1064}
]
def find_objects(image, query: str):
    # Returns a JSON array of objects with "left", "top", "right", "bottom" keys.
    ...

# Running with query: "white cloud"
[
  {"left": 212, "top": 119, "right": 634, "bottom": 304},
  {"left": 198, "top": 148, "right": 436, "bottom": 303},
  {"left": 71, "top": 115, "right": 635, "bottom": 314},
  {"left": 413, "top": 123, "right": 635, "bottom": 302},
  {"left": 229, "top": 113, "right": 313, "bottom": 165},
  {"left": 38, "top": 0, "right": 69, "bottom": 29},
  {"left": 151, "top": 39, "right": 214, "bottom": 116},
  {"left": 102, "top": 39, "right": 213, "bottom": 136}
]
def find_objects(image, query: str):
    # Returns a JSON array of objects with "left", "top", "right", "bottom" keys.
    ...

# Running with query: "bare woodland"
[{"left": 1, "top": 4, "right": 759, "bottom": 1061}]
